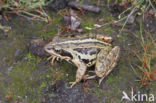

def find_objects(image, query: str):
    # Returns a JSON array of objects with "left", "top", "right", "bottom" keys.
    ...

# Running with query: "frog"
[{"left": 44, "top": 34, "right": 120, "bottom": 87}]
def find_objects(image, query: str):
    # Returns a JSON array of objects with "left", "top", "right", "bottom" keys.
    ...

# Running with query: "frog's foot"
[
  {"left": 95, "top": 46, "right": 120, "bottom": 84},
  {"left": 47, "top": 55, "right": 56, "bottom": 66}
]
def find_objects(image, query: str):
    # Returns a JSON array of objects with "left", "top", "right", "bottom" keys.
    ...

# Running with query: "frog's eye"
[
  {"left": 55, "top": 49, "right": 62, "bottom": 54},
  {"left": 55, "top": 49, "right": 60, "bottom": 53}
]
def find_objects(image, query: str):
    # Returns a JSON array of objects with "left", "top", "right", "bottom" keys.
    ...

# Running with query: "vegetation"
[
  {"left": 117, "top": 0, "right": 156, "bottom": 32},
  {"left": 0, "top": 0, "right": 52, "bottom": 22},
  {"left": 131, "top": 24, "right": 156, "bottom": 88}
]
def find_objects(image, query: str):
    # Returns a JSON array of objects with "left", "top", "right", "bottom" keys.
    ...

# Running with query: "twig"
[
  {"left": 22, "top": 11, "right": 48, "bottom": 22},
  {"left": 91, "top": 16, "right": 128, "bottom": 30},
  {"left": 121, "top": 29, "right": 138, "bottom": 39},
  {"left": 148, "top": 0, "right": 156, "bottom": 11},
  {"left": 130, "top": 63, "right": 141, "bottom": 79},
  {"left": 118, "top": 6, "right": 133, "bottom": 18},
  {"left": 120, "top": 7, "right": 137, "bottom": 33}
]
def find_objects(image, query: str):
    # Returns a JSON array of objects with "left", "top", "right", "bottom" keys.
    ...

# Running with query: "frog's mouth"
[
  {"left": 53, "top": 49, "right": 73, "bottom": 59},
  {"left": 45, "top": 47, "right": 73, "bottom": 60}
]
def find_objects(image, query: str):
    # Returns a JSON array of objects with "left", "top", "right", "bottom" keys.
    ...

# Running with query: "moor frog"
[{"left": 44, "top": 34, "right": 120, "bottom": 87}]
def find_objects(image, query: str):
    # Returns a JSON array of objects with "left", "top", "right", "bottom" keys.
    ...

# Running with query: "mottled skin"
[{"left": 44, "top": 34, "right": 120, "bottom": 87}]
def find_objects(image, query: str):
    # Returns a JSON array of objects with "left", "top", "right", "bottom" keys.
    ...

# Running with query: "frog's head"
[
  {"left": 44, "top": 43, "right": 73, "bottom": 59},
  {"left": 44, "top": 42, "right": 62, "bottom": 56}
]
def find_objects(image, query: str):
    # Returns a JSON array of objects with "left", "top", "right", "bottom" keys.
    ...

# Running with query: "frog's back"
[{"left": 55, "top": 36, "right": 111, "bottom": 49}]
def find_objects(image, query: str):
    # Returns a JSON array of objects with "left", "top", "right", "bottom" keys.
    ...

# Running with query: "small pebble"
[{"left": 14, "top": 49, "right": 22, "bottom": 59}]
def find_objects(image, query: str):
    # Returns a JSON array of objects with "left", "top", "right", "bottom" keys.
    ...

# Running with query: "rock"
[
  {"left": 128, "top": 15, "right": 136, "bottom": 24},
  {"left": 70, "top": 16, "right": 81, "bottom": 30},
  {"left": 0, "top": 15, "right": 2, "bottom": 20},
  {"left": 29, "top": 39, "right": 49, "bottom": 57},
  {"left": 62, "top": 9, "right": 82, "bottom": 32},
  {"left": 68, "top": 1, "right": 101, "bottom": 13},
  {"left": 14, "top": 49, "right": 22, "bottom": 59},
  {"left": 63, "top": 16, "right": 71, "bottom": 26},
  {"left": 7, "top": 66, "right": 13, "bottom": 73},
  {"left": 48, "top": 0, "right": 68, "bottom": 11},
  {"left": 63, "top": 15, "right": 81, "bottom": 30},
  {"left": 102, "top": 98, "right": 106, "bottom": 103},
  {"left": 42, "top": 80, "right": 99, "bottom": 103}
]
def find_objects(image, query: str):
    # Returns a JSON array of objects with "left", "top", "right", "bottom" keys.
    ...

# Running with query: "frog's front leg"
[
  {"left": 95, "top": 46, "right": 120, "bottom": 85},
  {"left": 69, "top": 59, "right": 87, "bottom": 88}
]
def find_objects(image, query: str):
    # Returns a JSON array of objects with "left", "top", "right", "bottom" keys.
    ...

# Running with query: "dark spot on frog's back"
[
  {"left": 90, "top": 48, "right": 100, "bottom": 55},
  {"left": 74, "top": 48, "right": 93, "bottom": 54},
  {"left": 74, "top": 48, "right": 99, "bottom": 55},
  {"left": 73, "top": 48, "right": 83, "bottom": 54}
]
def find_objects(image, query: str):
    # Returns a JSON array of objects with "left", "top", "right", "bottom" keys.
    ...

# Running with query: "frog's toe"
[
  {"left": 98, "top": 77, "right": 105, "bottom": 85},
  {"left": 69, "top": 82, "right": 77, "bottom": 88},
  {"left": 50, "top": 56, "right": 56, "bottom": 66}
]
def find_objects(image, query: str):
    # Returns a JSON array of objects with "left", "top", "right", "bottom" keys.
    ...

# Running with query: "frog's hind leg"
[
  {"left": 69, "top": 59, "right": 87, "bottom": 88},
  {"left": 95, "top": 46, "right": 120, "bottom": 85}
]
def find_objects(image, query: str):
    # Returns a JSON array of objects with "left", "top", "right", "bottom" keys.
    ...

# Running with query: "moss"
[
  {"left": 3, "top": 51, "right": 76, "bottom": 102},
  {"left": 78, "top": 6, "right": 116, "bottom": 35},
  {"left": 25, "top": 52, "right": 40, "bottom": 68},
  {"left": 1, "top": 52, "right": 48, "bottom": 102},
  {"left": 7, "top": 63, "right": 37, "bottom": 101},
  {"left": 44, "top": 13, "right": 62, "bottom": 37},
  {"left": 106, "top": 74, "right": 120, "bottom": 86},
  {"left": 50, "top": 62, "right": 76, "bottom": 85},
  {"left": 48, "top": 93, "right": 56, "bottom": 98}
]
